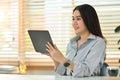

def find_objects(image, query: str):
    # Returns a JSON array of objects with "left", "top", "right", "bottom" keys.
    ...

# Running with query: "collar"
[
  {"left": 87, "top": 33, "right": 96, "bottom": 40},
  {"left": 70, "top": 33, "right": 96, "bottom": 49},
  {"left": 70, "top": 33, "right": 96, "bottom": 42}
]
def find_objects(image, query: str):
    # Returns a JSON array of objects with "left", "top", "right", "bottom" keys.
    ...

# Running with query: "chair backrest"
[{"left": 100, "top": 63, "right": 109, "bottom": 76}]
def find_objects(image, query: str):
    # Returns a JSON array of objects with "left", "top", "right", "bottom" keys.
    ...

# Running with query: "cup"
[{"left": 107, "top": 66, "right": 120, "bottom": 77}]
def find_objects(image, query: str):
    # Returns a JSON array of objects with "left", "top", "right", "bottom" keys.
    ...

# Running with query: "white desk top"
[{"left": 0, "top": 74, "right": 120, "bottom": 80}]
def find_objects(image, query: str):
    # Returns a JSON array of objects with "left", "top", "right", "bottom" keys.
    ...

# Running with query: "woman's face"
[{"left": 72, "top": 10, "right": 88, "bottom": 34}]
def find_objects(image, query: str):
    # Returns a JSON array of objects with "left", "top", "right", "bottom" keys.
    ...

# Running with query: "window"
[
  {"left": 0, "top": 0, "right": 18, "bottom": 65},
  {"left": 24, "top": 0, "right": 73, "bottom": 53},
  {"left": 74, "top": 0, "right": 120, "bottom": 53},
  {"left": 0, "top": 0, "right": 18, "bottom": 54},
  {"left": 74, "top": 0, "right": 120, "bottom": 66},
  {"left": 0, "top": 0, "right": 120, "bottom": 67},
  {"left": 23, "top": 0, "right": 73, "bottom": 66}
]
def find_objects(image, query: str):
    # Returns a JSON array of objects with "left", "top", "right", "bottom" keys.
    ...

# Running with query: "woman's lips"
[{"left": 74, "top": 26, "right": 79, "bottom": 30}]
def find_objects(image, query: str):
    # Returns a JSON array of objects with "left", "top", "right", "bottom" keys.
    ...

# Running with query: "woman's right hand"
[{"left": 41, "top": 53, "right": 60, "bottom": 68}]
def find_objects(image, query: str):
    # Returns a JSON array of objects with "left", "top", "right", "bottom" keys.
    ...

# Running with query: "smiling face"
[{"left": 72, "top": 10, "right": 89, "bottom": 35}]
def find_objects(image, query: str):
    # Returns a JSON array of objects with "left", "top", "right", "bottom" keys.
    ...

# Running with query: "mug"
[{"left": 107, "top": 66, "right": 120, "bottom": 77}]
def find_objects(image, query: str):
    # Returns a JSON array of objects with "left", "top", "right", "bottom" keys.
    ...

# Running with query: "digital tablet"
[{"left": 28, "top": 30, "right": 54, "bottom": 53}]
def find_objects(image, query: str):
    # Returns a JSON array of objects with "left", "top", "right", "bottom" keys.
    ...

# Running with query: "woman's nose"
[{"left": 73, "top": 20, "right": 77, "bottom": 26}]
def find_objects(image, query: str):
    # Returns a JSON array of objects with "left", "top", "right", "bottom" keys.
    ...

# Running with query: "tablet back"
[{"left": 28, "top": 30, "right": 53, "bottom": 53}]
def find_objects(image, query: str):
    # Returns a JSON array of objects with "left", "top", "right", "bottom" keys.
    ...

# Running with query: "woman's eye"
[
  {"left": 72, "top": 17, "right": 81, "bottom": 21},
  {"left": 72, "top": 18, "right": 74, "bottom": 20},
  {"left": 77, "top": 18, "right": 81, "bottom": 20}
]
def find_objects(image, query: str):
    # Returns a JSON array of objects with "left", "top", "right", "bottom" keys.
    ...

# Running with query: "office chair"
[{"left": 100, "top": 63, "right": 109, "bottom": 76}]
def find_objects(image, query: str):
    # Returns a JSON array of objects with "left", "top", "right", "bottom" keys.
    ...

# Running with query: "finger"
[
  {"left": 46, "top": 44, "right": 52, "bottom": 51},
  {"left": 46, "top": 48, "right": 50, "bottom": 53},
  {"left": 47, "top": 42, "right": 54, "bottom": 50},
  {"left": 46, "top": 48, "right": 52, "bottom": 57},
  {"left": 46, "top": 44, "right": 53, "bottom": 52}
]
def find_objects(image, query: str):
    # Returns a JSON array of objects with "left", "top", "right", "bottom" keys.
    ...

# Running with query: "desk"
[{"left": 0, "top": 74, "right": 120, "bottom": 80}]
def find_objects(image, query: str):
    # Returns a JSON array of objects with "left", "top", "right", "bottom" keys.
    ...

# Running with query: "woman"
[{"left": 46, "top": 4, "right": 106, "bottom": 77}]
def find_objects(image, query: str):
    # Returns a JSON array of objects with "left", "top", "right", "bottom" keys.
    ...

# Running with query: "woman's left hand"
[{"left": 46, "top": 42, "right": 67, "bottom": 64}]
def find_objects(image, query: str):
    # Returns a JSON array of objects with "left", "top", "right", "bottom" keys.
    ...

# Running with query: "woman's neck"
[
  {"left": 79, "top": 32, "right": 90, "bottom": 41},
  {"left": 77, "top": 31, "right": 90, "bottom": 47}
]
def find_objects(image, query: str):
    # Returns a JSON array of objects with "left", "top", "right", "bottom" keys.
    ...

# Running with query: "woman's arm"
[
  {"left": 53, "top": 59, "right": 60, "bottom": 68},
  {"left": 46, "top": 42, "right": 68, "bottom": 75},
  {"left": 42, "top": 51, "right": 60, "bottom": 68}
]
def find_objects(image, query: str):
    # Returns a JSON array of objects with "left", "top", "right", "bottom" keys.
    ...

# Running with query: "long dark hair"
[{"left": 73, "top": 4, "right": 105, "bottom": 39}]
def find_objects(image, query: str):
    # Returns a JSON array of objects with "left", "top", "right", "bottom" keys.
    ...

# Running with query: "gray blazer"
[{"left": 55, "top": 34, "right": 106, "bottom": 77}]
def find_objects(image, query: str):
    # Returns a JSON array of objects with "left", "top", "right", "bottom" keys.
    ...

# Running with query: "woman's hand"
[
  {"left": 46, "top": 42, "right": 67, "bottom": 64},
  {"left": 41, "top": 49, "right": 60, "bottom": 67}
]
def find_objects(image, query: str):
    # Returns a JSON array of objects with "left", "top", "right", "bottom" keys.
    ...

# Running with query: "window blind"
[
  {"left": 22, "top": 0, "right": 74, "bottom": 66},
  {"left": 74, "top": 0, "right": 120, "bottom": 66},
  {"left": 24, "top": 0, "right": 73, "bottom": 53},
  {"left": 0, "top": 0, "right": 119, "bottom": 66},
  {"left": 0, "top": 0, "right": 18, "bottom": 54},
  {"left": 22, "top": 0, "right": 120, "bottom": 66},
  {"left": 0, "top": 0, "right": 18, "bottom": 65},
  {"left": 75, "top": 0, "right": 120, "bottom": 52},
  {"left": 24, "top": 0, "right": 120, "bottom": 53}
]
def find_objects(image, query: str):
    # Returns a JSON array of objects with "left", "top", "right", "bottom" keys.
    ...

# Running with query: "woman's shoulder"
[
  {"left": 67, "top": 34, "right": 106, "bottom": 47},
  {"left": 95, "top": 36, "right": 106, "bottom": 43},
  {"left": 93, "top": 35, "right": 106, "bottom": 48}
]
